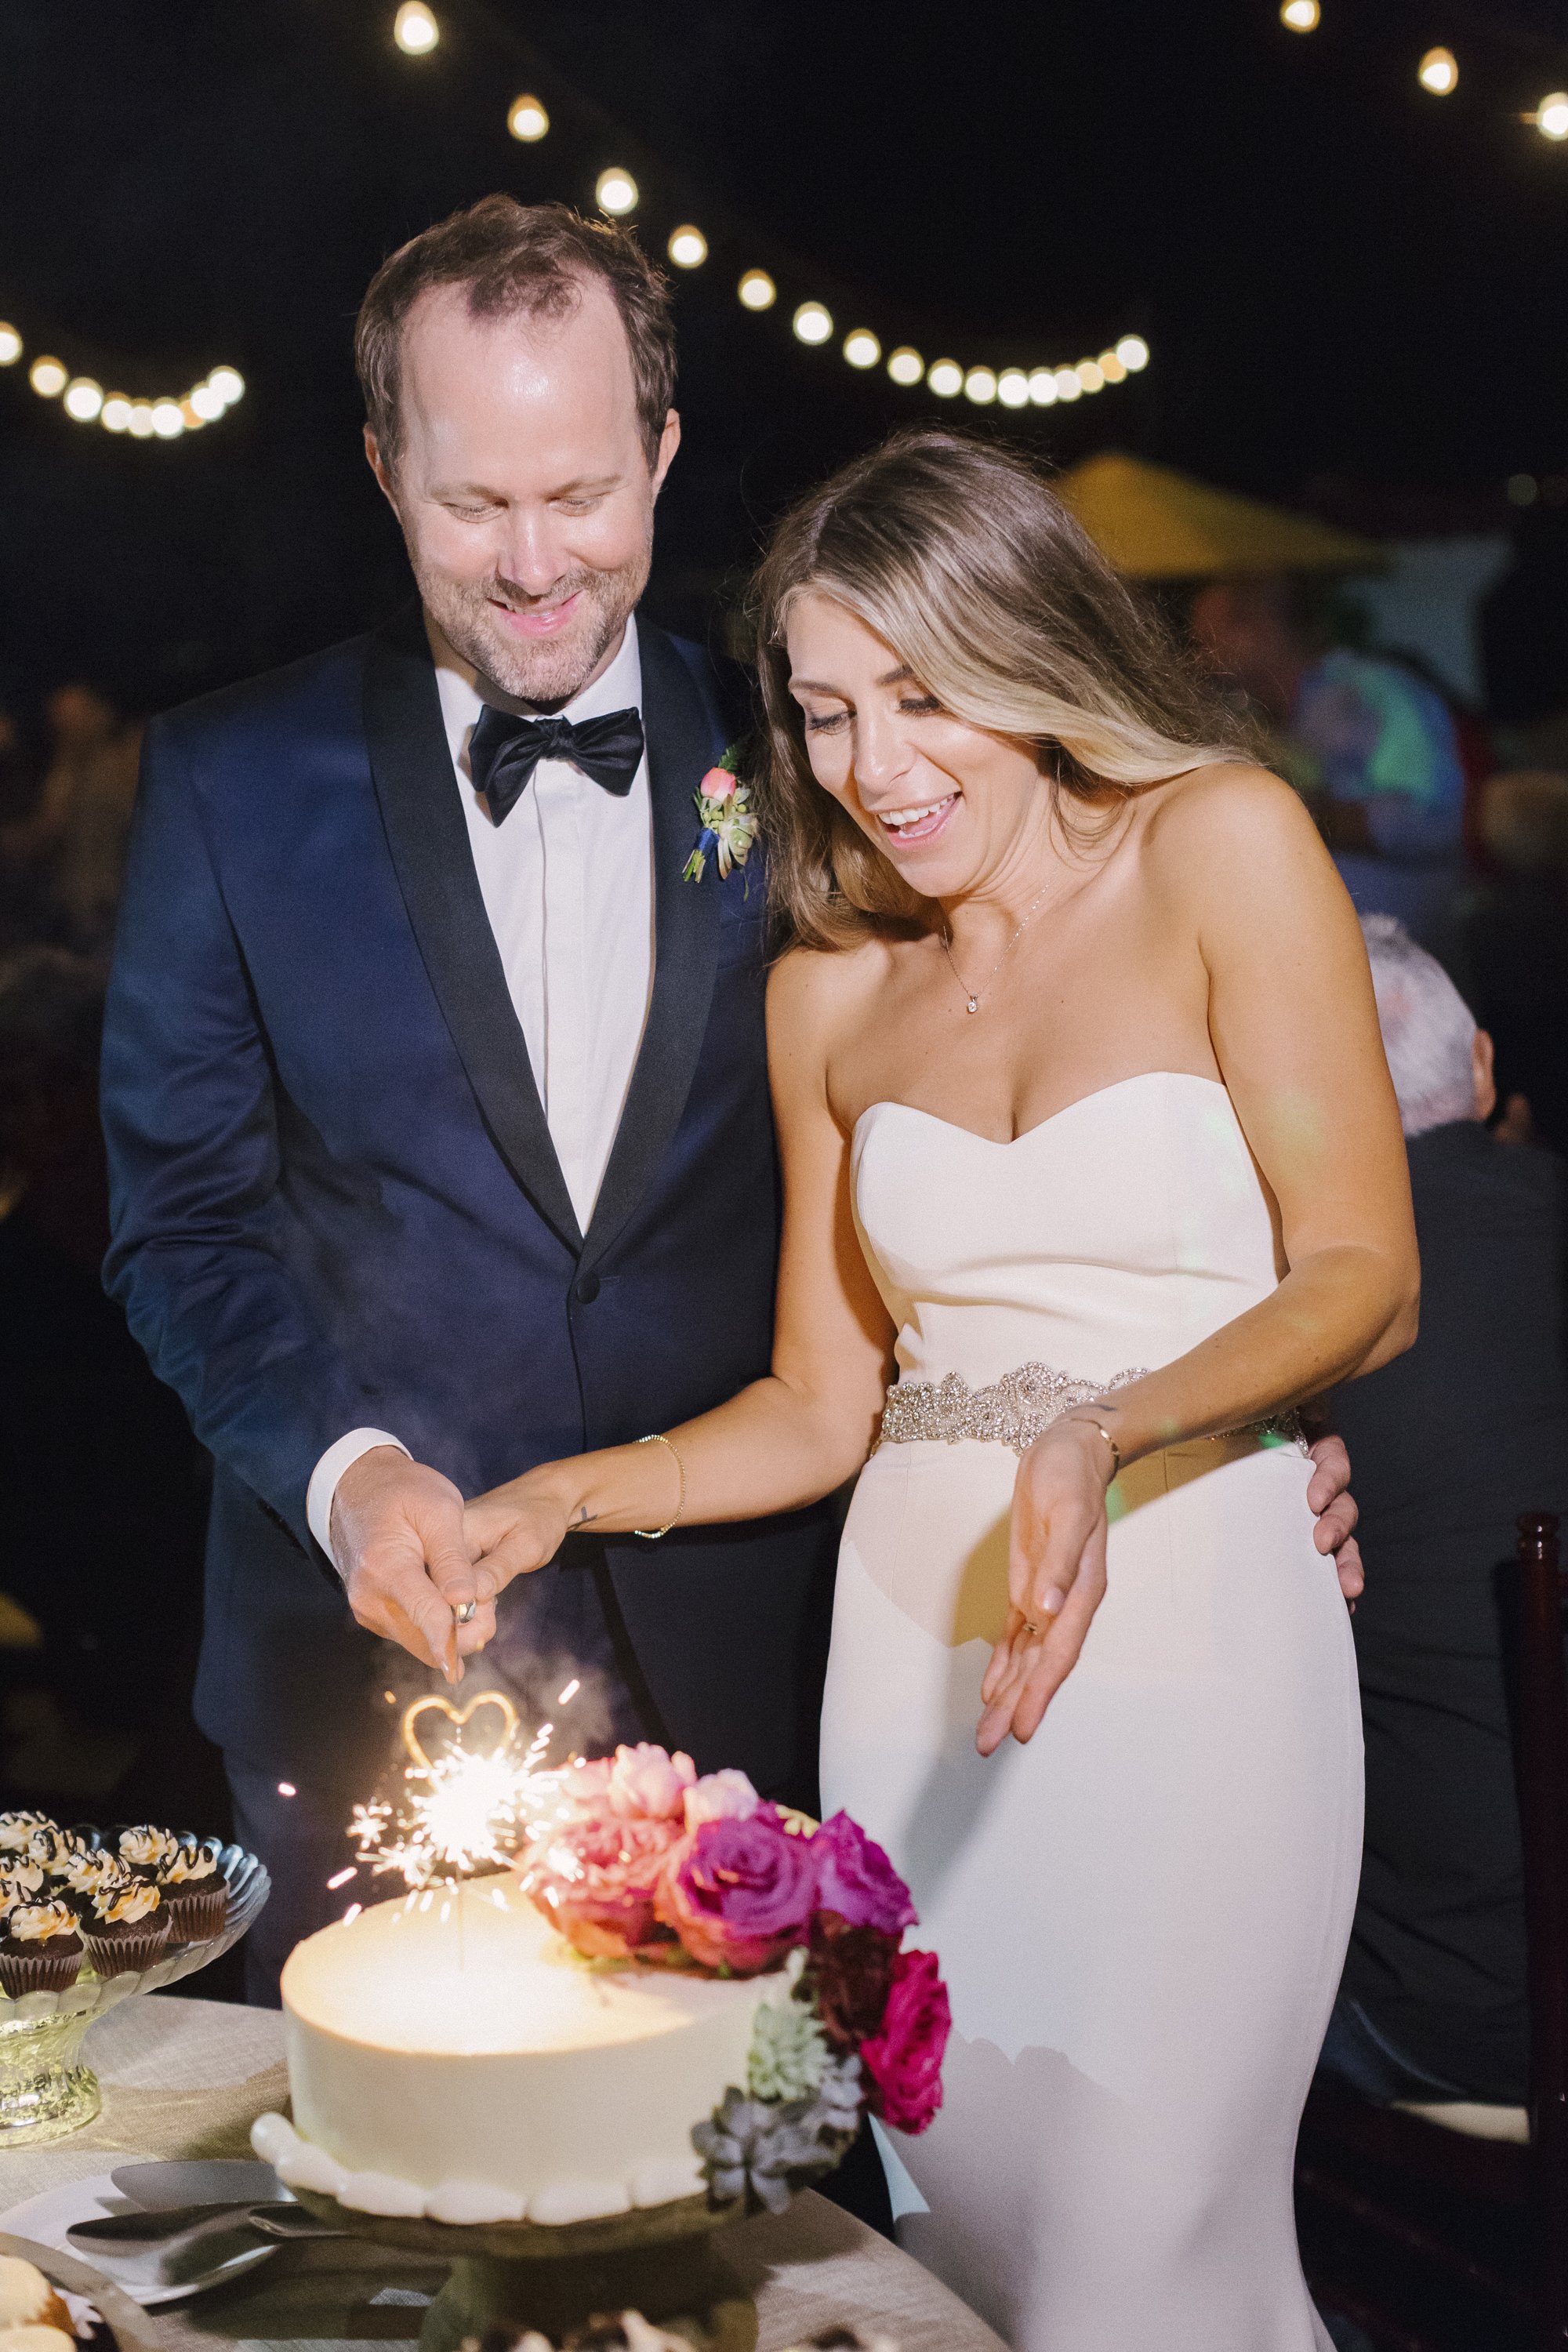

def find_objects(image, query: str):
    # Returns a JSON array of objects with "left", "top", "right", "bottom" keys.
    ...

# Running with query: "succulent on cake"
[{"left": 521, "top": 1743, "right": 952, "bottom": 2210}]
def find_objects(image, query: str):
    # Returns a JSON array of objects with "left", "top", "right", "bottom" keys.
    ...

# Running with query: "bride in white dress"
[{"left": 467, "top": 428, "right": 1418, "bottom": 2350}]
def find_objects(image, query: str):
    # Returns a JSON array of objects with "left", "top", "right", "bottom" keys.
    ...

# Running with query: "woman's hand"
[
  {"left": 977, "top": 1417, "right": 1116, "bottom": 1756},
  {"left": 460, "top": 1476, "right": 573, "bottom": 1621}
]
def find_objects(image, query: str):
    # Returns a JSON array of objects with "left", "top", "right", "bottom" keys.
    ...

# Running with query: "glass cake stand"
[
  {"left": 288, "top": 2183, "right": 779, "bottom": 2352},
  {"left": 0, "top": 1838, "right": 270, "bottom": 2147}
]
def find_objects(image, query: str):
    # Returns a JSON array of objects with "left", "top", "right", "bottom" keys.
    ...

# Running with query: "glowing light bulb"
[
  {"left": 1115, "top": 334, "right": 1150, "bottom": 372},
  {"left": 737, "top": 269, "right": 776, "bottom": 310},
  {"left": 507, "top": 93, "right": 549, "bottom": 143},
  {"left": 1098, "top": 348, "right": 1128, "bottom": 383},
  {"left": 667, "top": 225, "right": 708, "bottom": 269},
  {"left": 0, "top": 325, "right": 20, "bottom": 366},
  {"left": 843, "top": 328, "right": 881, "bottom": 368},
  {"left": 100, "top": 394, "right": 132, "bottom": 434},
  {"left": 1054, "top": 368, "right": 1083, "bottom": 402},
  {"left": 996, "top": 368, "right": 1030, "bottom": 408},
  {"left": 180, "top": 397, "right": 205, "bottom": 430},
  {"left": 595, "top": 168, "right": 638, "bottom": 216},
  {"left": 1280, "top": 0, "right": 1319, "bottom": 28},
  {"left": 926, "top": 359, "right": 964, "bottom": 398},
  {"left": 207, "top": 367, "right": 245, "bottom": 406},
  {"left": 1418, "top": 46, "right": 1457, "bottom": 96},
  {"left": 1028, "top": 367, "right": 1059, "bottom": 405},
  {"left": 394, "top": 3, "right": 438, "bottom": 53},
  {"left": 1536, "top": 92, "right": 1568, "bottom": 140},
  {"left": 887, "top": 346, "right": 924, "bottom": 387},
  {"left": 63, "top": 377, "right": 103, "bottom": 422},
  {"left": 29, "top": 357, "right": 66, "bottom": 398},
  {"left": 963, "top": 367, "right": 998, "bottom": 405},
  {"left": 151, "top": 398, "right": 185, "bottom": 440},
  {"left": 189, "top": 383, "right": 224, "bottom": 421},
  {"left": 1076, "top": 360, "right": 1106, "bottom": 394},
  {"left": 793, "top": 301, "right": 833, "bottom": 346}
]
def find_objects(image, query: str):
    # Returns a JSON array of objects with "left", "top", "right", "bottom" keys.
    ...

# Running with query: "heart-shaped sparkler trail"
[{"left": 401, "top": 1689, "right": 521, "bottom": 1777}]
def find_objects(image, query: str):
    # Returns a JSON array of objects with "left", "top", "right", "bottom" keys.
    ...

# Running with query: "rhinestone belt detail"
[{"left": 874, "top": 1363, "right": 1305, "bottom": 1460}]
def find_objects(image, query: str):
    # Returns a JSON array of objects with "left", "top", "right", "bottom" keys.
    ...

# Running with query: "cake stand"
[
  {"left": 0, "top": 1838, "right": 270, "bottom": 2147},
  {"left": 288, "top": 2183, "right": 775, "bottom": 2352}
]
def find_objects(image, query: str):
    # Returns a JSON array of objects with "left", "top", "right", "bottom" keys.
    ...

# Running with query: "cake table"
[{"left": 0, "top": 1995, "right": 1007, "bottom": 2352}]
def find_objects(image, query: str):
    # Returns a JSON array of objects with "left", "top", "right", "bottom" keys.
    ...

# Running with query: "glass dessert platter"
[
  {"left": 285, "top": 2181, "right": 779, "bottom": 2352},
  {"left": 0, "top": 1839, "right": 270, "bottom": 2147}
]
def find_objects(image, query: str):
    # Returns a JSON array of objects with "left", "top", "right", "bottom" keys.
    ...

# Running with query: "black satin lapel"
[
  {"left": 581, "top": 622, "right": 722, "bottom": 1268},
  {"left": 364, "top": 609, "right": 583, "bottom": 1254}
]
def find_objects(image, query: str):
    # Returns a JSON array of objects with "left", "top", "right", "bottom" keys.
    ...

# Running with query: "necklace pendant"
[{"left": 965, "top": 996, "right": 979, "bottom": 1014}]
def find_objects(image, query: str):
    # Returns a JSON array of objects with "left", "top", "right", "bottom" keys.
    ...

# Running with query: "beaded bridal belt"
[{"left": 874, "top": 1363, "right": 1305, "bottom": 1460}]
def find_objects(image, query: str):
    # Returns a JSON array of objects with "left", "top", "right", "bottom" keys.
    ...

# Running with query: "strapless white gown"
[{"left": 821, "top": 1073, "right": 1361, "bottom": 2352}]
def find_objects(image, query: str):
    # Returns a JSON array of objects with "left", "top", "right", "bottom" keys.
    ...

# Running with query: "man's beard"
[{"left": 421, "top": 552, "right": 649, "bottom": 710}]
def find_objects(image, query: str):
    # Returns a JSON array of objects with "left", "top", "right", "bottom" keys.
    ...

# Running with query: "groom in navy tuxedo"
[{"left": 100, "top": 196, "right": 838, "bottom": 2001}]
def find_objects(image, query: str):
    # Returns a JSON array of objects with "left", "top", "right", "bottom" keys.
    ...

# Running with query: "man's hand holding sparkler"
[{"left": 332, "top": 1446, "right": 499, "bottom": 1682}]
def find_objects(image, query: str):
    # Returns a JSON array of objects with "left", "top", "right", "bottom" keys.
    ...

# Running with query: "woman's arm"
[
  {"left": 463, "top": 949, "right": 897, "bottom": 1584},
  {"left": 979, "top": 764, "right": 1418, "bottom": 1753}
]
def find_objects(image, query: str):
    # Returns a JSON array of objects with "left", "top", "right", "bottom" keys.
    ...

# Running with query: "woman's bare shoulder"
[
  {"left": 1142, "top": 760, "right": 1338, "bottom": 894},
  {"left": 765, "top": 935, "right": 896, "bottom": 1090}
]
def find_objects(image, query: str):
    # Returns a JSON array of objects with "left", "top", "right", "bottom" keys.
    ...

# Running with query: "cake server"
[
  {"left": 69, "top": 2202, "right": 336, "bottom": 2252},
  {"left": 109, "top": 2161, "right": 285, "bottom": 2210}
]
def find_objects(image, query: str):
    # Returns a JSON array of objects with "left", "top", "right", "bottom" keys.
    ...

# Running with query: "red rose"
[
  {"left": 860, "top": 1948, "right": 951, "bottom": 2135},
  {"left": 808, "top": 1911, "right": 900, "bottom": 2053}
]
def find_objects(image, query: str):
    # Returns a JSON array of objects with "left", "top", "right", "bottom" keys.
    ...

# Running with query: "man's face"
[{"left": 368, "top": 278, "right": 679, "bottom": 707}]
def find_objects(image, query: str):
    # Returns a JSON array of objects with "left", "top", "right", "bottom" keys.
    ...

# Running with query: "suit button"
[{"left": 574, "top": 1272, "right": 601, "bottom": 1305}]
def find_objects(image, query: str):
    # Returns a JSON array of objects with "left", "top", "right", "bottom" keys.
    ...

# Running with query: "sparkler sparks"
[{"left": 347, "top": 1693, "right": 562, "bottom": 1891}]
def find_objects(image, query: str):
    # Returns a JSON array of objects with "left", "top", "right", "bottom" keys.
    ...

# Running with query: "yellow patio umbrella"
[{"left": 1057, "top": 450, "right": 1382, "bottom": 579}]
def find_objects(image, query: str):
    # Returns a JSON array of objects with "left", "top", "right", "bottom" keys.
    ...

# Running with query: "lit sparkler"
[{"left": 347, "top": 1692, "right": 561, "bottom": 1891}]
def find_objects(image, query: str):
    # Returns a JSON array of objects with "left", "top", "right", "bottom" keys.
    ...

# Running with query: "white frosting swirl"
[
  {"left": 93, "top": 1879, "right": 162, "bottom": 1927},
  {"left": 7, "top": 1900, "right": 77, "bottom": 1945}
]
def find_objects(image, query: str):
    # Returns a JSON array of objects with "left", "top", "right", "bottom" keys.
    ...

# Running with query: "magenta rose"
[
  {"left": 528, "top": 1813, "right": 681, "bottom": 1961},
  {"left": 859, "top": 1948, "right": 951, "bottom": 2135},
  {"left": 655, "top": 1809, "right": 817, "bottom": 1975},
  {"left": 810, "top": 1812, "right": 917, "bottom": 1937}
]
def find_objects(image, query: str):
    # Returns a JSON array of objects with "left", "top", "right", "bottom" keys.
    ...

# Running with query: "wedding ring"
[
  {"left": 1022, "top": 1619, "right": 1043, "bottom": 1636},
  {"left": 454, "top": 1600, "right": 477, "bottom": 1625}
]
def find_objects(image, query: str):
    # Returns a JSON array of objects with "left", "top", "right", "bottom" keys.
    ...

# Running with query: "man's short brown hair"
[{"left": 355, "top": 195, "right": 676, "bottom": 472}]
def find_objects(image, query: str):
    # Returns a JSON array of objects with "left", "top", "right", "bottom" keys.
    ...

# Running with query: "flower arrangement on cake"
[{"left": 522, "top": 1744, "right": 951, "bottom": 2213}]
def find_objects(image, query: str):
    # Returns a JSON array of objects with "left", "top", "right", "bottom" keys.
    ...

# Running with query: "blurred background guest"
[
  {"left": 0, "top": 685, "right": 143, "bottom": 956},
  {"left": 1190, "top": 577, "right": 1466, "bottom": 947},
  {"left": 1317, "top": 913, "right": 1568, "bottom": 2112},
  {"left": 1453, "top": 768, "right": 1568, "bottom": 1159}
]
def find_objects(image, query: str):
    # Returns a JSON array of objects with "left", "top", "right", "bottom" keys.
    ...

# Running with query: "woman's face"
[{"left": 784, "top": 593, "right": 1044, "bottom": 900}]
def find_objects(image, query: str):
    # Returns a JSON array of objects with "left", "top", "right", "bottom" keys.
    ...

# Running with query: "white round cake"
[{"left": 255, "top": 1872, "right": 783, "bottom": 2226}]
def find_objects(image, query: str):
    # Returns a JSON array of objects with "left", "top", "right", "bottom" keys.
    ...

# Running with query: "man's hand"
[
  {"left": 331, "top": 1447, "right": 495, "bottom": 1681},
  {"left": 463, "top": 1475, "right": 571, "bottom": 1597},
  {"left": 1306, "top": 1433, "right": 1363, "bottom": 1605}
]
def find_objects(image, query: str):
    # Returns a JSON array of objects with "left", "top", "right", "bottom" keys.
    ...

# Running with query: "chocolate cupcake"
[
  {"left": 117, "top": 1824, "right": 179, "bottom": 1881},
  {"left": 24, "top": 1824, "right": 78, "bottom": 1875},
  {"left": 82, "top": 1877, "right": 169, "bottom": 1976},
  {"left": 0, "top": 1898, "right": 83, "bottom": 1996},
  {"left": 0, "top": 1860, "right": 47, "bottom": 1904},
  {"left": 159, "top": 1837, "right": 228, "bottom": 1942},
  {"left": 0, "top": 1812, "right": 54, "bottom": 1857},
  {"left": 53, "top": 1846, "right": 120, "bottom": 1905}
]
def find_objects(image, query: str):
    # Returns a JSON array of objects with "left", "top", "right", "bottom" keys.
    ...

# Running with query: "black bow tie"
[{"left": 467, "top": 704, "right": 646, "bottom": 824}]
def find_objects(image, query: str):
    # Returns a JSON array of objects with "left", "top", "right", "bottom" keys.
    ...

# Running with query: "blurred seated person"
[
  {"left": 1, "top": 685, "right": 142, "bottom": 954},
  {"left": 1191, "top": 576, "right": 1465, "bottom": 947},
  {"left": 1318, "top": 914, "right": 1568, "bottom": 2111},
  {"left": 1458, "top": 771, "right": 1568, "bottom": 1160}
]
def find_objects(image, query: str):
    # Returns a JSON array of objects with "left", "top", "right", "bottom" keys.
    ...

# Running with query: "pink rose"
[
  {"left": 683, "top": 1769, "right": 760, "bottom": 1831},
  {"left": 608, "top": 1742, "right": 696, "bottom": 1822},
  {"left": 555, "top": 1755, "right": 615, "bottom": 1814},
  {"left": 810, "top": 1812, "right": 917, "bottom": 1937},
  {"left": 860, "top": 1948, "right": 951, "bottom": 2135},
  {"left": 528, "top": 1813, "right": 681, "bottom": 1960},
  {"left": 699, "top": 766, "right": 737, "bottom": 803},
  {"left": 655, "top": 1808, "right": 816, "bottom": 1975}
]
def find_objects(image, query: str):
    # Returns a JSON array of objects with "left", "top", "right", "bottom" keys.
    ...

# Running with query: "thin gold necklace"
[{"left": 939, "top": 880, "right": 1056, "bottom": 1015}]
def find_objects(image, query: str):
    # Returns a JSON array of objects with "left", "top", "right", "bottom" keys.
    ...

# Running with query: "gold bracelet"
[
  {"left": 1069, "top": 1414, "right": 1122, "bottom": 1483},
  {"left": 632, "top": 1432, "right": 686, "bottom": 1540}
]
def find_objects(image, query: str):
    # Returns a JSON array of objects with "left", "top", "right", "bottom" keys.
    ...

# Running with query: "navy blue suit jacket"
[{"left": 100, "top": 607, "right": 837, "bottom": 1800}]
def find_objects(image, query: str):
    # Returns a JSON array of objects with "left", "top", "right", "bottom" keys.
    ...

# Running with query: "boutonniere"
[{"left": 683, "top": 747, "right": 759, "bottom": 884}]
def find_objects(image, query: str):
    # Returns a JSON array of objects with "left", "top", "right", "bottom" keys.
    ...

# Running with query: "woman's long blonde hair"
[{"left": 750, "top": 427, "right": 1247, "bottom": 950}]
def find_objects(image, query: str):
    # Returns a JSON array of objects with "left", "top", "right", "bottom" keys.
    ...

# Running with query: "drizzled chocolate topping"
[{"left": 5, "top": 1899, "right": 78, "bottom": 1945}]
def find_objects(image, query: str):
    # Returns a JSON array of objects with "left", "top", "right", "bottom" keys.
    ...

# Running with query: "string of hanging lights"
[
  {"left": 1276, "top": 3, "right": 1568, "bottom": 136},
  {"left": 0, "top": 321, "right": 245, "bottom": 441},
  {"left": 393, "top": 6, "right": 1152, "bottom": 409}
]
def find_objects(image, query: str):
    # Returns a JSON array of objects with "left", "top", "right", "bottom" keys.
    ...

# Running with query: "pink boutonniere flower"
[{"left": 684, "top": 747, "right": 758, "bottom": 884}]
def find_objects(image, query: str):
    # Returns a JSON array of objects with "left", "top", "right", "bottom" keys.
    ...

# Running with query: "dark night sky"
[{"left": 3, "top": 0, "right": 1568, "bottom": 713}]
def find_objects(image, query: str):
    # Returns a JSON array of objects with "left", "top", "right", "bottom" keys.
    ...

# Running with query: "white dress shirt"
[{"left": 305, "top": 615, "right": 656, "bottom": 1560}]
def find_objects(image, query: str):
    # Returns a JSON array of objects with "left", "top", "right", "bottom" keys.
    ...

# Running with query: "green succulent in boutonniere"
[{"left": 684, "top": 746, "right": 759, "bottom": 884}]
